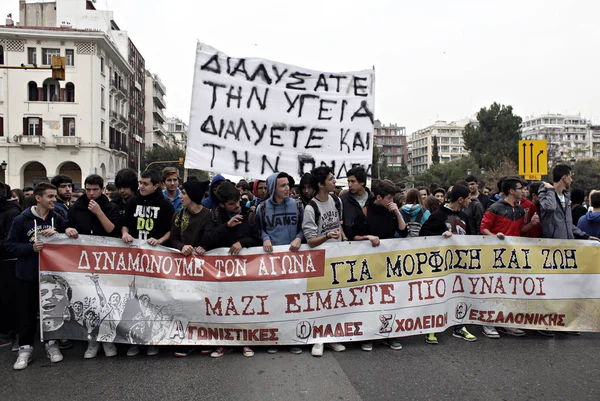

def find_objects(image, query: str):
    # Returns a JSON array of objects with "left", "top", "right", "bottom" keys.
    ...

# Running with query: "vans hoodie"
[
  {"left": 5, "top": 207, "right": 67, "bottom": 281},
  {"left": 201, "top": 174, "right": 226, "bottom": 210},
  {"left": 256, "top": 172, "right": 304, "bottom": 245},
  {"left": 577, "top": 211, "right": 600, "bottom": 238}
]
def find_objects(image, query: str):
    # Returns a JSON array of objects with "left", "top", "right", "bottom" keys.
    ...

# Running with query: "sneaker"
[
  {"left": 0, "top": 336, "right": 11, "bottom": 347},
  {"left": 13, "top": 345, "right": 33, "bottom": 370},
  {"left": 482, "top": 326, "right": 500, "bottom": 339},
  {"left": 537, "top": 330, "right": 555, "bottom": 337},
  {"left": 242, "top": 347, "right": 254, "bottom": 357},
  {"left": 210, "top": 347, "right": 232, "bottom": 358},
  {"left": 311, "top": 343, "right": 324, "bottom": 357},
  {"left": 267, "top": 347, "right": 278, "bottom": 354},
  {"left": 45, "top": 341, "right": 63, "bottom": 363},
  {"left": 383, "top": 339, "right": 403, "bottom": 350},
  {"left": 84, "top": 341, "right": 99, "bottom": 359},
  {"left": 174, "top": 347, "right": 195, "bottom": 357},
  {"left": 102, "top": 342, "right": 118, "bottom": 357},
  {"left": 289, "top": 347, "right": 302, "bottom": 355},
  {"left": 498, "top": 327, "right": 526, "bottom": 337},
  {"left": 453, "top": 327, "right": 477, "bottom": 342},
  {"left": 11, "top": 337, "right": 20, "bottom": 352},
  {"left": 361, "top": 342, "right": 373, "bottom": 352},
  {"left": 426, "top": 333, "right": 438, "bottom": 344},
  {"left": 127, "top": 345, "right": 140, "bottom": 357},
  {"left": 327, "top": 342, "right": 346, "bottom": 352},
  {"left": 147, "top": 346, "right": 160, "bottom": 356},
  {"left": 59, "top": 339, "right": 74, "bottom": 349}
]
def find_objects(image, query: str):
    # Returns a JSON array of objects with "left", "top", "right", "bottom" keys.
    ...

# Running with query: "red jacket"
[
  {"left": 520, "top": 198, "right": 542, "bottom": 238},
  {"left": 480, "top": 200, "right": 525, "bottom": 237}
]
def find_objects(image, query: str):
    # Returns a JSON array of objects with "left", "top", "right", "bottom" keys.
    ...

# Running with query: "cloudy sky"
[{"left": 3, "top": 0, "right": 599, "bottom": 134}]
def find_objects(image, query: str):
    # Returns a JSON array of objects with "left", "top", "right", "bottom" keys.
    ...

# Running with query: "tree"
[
  {"left": 572, "top": 159, "right": 600, "bottom": 191},
  {"left": 372, "top": 145, "right": 387, "bottom": 179},
  {"left": 481, "top": 157, "right": 518, "bottom": 191},
  {"left": 412, "top": 156, "right": 479, "bottom": 188},
  {"left": 463, "top": 102, "right": 522, "bottom": 171},
  {"left": 431, "top": 136, "right": 440, "bottom": 164},
  {"left": 143, "top": 146, "right": 208, "bottom": 181}
]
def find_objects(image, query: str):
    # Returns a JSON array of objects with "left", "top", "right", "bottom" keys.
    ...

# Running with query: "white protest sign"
[{"left": 186, "top": 42, "right": 375, "bottom": 179}]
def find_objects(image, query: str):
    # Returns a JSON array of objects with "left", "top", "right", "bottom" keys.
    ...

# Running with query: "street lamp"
[
  {"left": 1, "top": 160, "right": 7, "bottom": 183},
  {"left": 467, "top": 168, "right": 472, "bottom": 176}
]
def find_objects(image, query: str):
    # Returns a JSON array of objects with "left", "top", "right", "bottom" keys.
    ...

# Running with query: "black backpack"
[{"left": 309, "top": 194, "right": 342, "bottom": 225}]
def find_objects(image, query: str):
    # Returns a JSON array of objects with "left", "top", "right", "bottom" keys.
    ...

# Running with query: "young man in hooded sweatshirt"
[
  {"left": 5, "top": 182, "right": 73, "bottom": 370},
  {"left": 302, "top": 166, "right": 347, "bottom": 357},
  {"left": 578, "top": 191, "right": 600, "bottom": 237},
  {"left": 112, "top": 168, "right": 138, "bottom": 218},
  {"left": 202, "top": 174, "right": 226, "bottom": 210},
  {"left": 66, "top": 174, "right": 122, "bottom": 359},
  {"left": 50, "top": 175, "right": 73, "bottom": 222},
  {"left": 256, "top": 172, "right": 305, "bottom": 354},
  {"left": 121, "top": 169, "right": 174, "bottom": 357}
]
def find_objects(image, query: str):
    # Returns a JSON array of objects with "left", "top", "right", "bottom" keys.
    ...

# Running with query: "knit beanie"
[{"left": 183, "top": 180, "right": 210, "bottom": 205}]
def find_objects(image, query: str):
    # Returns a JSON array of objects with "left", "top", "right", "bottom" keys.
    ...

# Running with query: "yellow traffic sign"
[
  {"left": 519, "top": 140, "right": 547, "bottom": 176},
  {"left": 524, "top": 174, "right": 542, "bottom": 181}
]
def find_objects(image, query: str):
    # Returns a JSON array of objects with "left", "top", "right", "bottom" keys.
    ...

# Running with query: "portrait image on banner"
[{"left": 186, "top": 42, "right": 375, "bottom": 178}]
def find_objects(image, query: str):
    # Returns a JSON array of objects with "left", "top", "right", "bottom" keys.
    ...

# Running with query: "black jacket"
[
  {"left": 203, "top": 204, "right": 261, "bottom": 250},
  {"left": 357, "top": 198, "right": 406, "bottom": 239},
  {"left": 123, "top": 189, "right": 174, "bottom": 241},
  {"left": 419, "top": 206, "right": 471, "bottom": 236},
  {"left": 341, "top": 189, "right": 372, "bottom": 241},
  {"left": 68, "top": 194, "right": 121, "bottom": 237},
  {"left": 0, "top": 199, "right": 23, "bottom": 261},
  {"left": 111, "top": 193, "right": 130, "bottom": 218}
]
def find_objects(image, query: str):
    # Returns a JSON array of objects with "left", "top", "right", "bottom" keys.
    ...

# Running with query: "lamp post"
[
  {"left": 376, "top": 144, "right": 383, "bottom": 179},
  {"left": 1, "top": 160, "right": 7, "bottom": 183}
]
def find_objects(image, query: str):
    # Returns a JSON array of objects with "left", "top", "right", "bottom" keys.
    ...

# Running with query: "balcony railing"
[
  {"left": 153, "top": 88, "right": 166, "bottom": 108},
  {"left": 17, "top": 135, "right": 46, "bottom": 148},
  {"left": 153, "top": 106, "right": 166, "bottom": 123},
  {"left": 53, "top": 136, "right": 81, "bottom": 148}
]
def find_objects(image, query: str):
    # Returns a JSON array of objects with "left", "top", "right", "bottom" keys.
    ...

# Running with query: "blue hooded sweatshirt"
[
  {"left": 256, "top": 172, "right": 304, "bottom": 245},
  {"left": 400, "top": 204, "right": 431, "bottom": 225},
  {"left": 5, "top": 207, "right": 67, "bottom": 281},
  {"left": 201, "top": 174, "right": 226, "bottom": 210},
  {"left": 577, "top": 211, "right": 600, "bottom": 238}
]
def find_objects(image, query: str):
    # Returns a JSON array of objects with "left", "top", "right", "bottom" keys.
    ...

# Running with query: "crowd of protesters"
[{"left": 1, "top": 163, "right": 599, "bottom": 370}]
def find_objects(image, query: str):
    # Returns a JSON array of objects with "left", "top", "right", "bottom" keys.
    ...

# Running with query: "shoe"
[
  {"left": 537, "top": 330, "right": 555, "bottom": 337},
  {"left": 242, "top": 347, "right": 254, "bottom": 357},
  {"left": 311, "top": 343, "right": 324, "bottom": 357},
  {"left": 565, "top": 331, "right": 581, "bottom": 336},
  {"left": 267, "top": 347, "right": 278, "bottom": 354},
  {"left": 127, "top": 345, "right": 140, "bottom": 357},
  {"left": 482, "top": 326, "right": 500, "bottom": 339},
  {"left": 426, "top": 333, "right": 438, "bottom": 344},
  {"left": 327, "top": 342, "right": 346, "bottom": 352},
  {"left": 14, "top": 345, "right": 33, "bottom": 370},
  {"left": 453, "top": 327, "right": 477, "bottom": 342},
  {"left": 103, "top": 342, "right": 118, "bottom": 357},
  {"left": 147, "top": 346, "right": 159, "bottom": 356},
  {"left": 210, "top": 347, "right": 232, "bottom": 358},
  {"left": 199, "top": 348, "right": 213, "bottom": 355},
  {"left": 84, "top": 341, "right": 99, "bottom": 359},
  {"left": 289, "top": 347, "right": 302, "bottom": 355},
  {"left": 45, "top": 340, "right": 63, "bottom": 363},
  {"left": 383, "top": 339, "right": 403, "bottom": 350},
  {"left": 174, "top": 347, "right": 195, "bottom": 357},
  {"left": 361, "top": 342, "right": 373, "bottom": 352},
  {"left": 0, "top": 336, "right": 11, "bottom": 347},
  {"left": 11, "top": 337, "right": 20, "bottom": 352},
  {"left": 59, "top": 339, "right": 74, "bottom": 349},
  {"left": 498, "top": 327, "right": 526, "bottom": 337}
]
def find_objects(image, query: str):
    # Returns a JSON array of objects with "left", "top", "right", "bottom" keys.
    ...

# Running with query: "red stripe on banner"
[{"left": 40, "top": 244, "right": 325, "bottom": 282}]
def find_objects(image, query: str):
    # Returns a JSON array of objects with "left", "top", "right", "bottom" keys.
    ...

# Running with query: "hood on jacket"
[
  {"left": 138, "top": 187, "right": 164, "bottom": 203},
  {"left": 252, "top": 179, "right": 266, "bottom": 199},
  {"left": 201, "top": 174, "right": 226, "bottom": 209},
  {"left": 0, "top": 197, "right": 22, "bottom": 214},
  {"left": 266, "top": 172, "right": 295, "bottom": 203},
  {"left": 401, "top": 204, "right": 424, "bottom": 216},
  {"left": 298, "top": 173, "right": 314, "bottom": 202},
  {"left": 586, "top": 211, "right": 600, "bottom": 222}
]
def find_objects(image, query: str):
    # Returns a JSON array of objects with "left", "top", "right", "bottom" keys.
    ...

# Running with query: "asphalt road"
[{"left": 1, "top": 328, "right": 599, "bottom": 401}]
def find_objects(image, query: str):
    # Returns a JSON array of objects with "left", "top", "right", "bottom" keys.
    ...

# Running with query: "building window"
[
  {"left": 25, "top": 117, "right": 42, "bottom": 136},
  {"left": 27, "top": 47, "right": 36, "bottom": 64},
  {"left": 0, "top": 45, "right": 4, "bottom": 65},
  {"left": 42, "top": 78, "right": 60, "bottom": 102},
  {"left": 41, "top": 48, "right": 60, "bottom": 65},
  {"left": 101, "top": 87, "right": 105, "bottom": 108},
  {"left": 63, "top": 118, "right": 75, "bottom": 136},
  {"left": 65, "top": 49, "right": 75, "bottom": 66},
  {"left": 101, "top": 120, "right": 105, "bottom": 141},
  {"left": 0, "top": 116, "right": 4, "bottom": 136},
  {"left": 27, "top": 81, "right": 39, "bottom": 101},
  {"left": 100, "top": 57, "right": 105, "bottom": 73},
  {"left": 65, "top": 82, "right": 75, "bottom": 102}
]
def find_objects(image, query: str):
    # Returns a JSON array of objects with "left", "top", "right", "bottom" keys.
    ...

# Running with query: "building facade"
[
  {"left": 127, "top": 38, "right": 145, "bottom": 171},
  {"left": 144, "top": 70, "right": 167, "bottom": 148},
  {"left": 165, "top": 117, "right": 187, "bottom": 150},
  {"left": 521, "top": 114, "right": 593, "bottom": 164},
  {"left": 0, "top": 26, "right": 133, "bottom": 188},
  {"left": 373, "top": 120, "right": 408, "bottom": 168},
  {"left": 409, "top": 119, "right": 472, "bottom": 175}
]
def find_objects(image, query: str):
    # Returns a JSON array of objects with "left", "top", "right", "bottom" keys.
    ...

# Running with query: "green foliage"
[
  {"left": 431, "top": 136, "right": 440, "bottom": 165},
  {"left": 143, "top": 146, "right": 208, "bottom": 181},
  {"left": 573, "top": 159, "right": 600, "bottom": 191},
  {"left": 463, "top": 102, "right": 522, "bottom": 170},
  {"left": 412, "top": 156, "right": 480, "bottom": 189}
]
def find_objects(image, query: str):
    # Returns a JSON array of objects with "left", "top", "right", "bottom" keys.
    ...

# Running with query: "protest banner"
[
  {"left": 185, "top": 42, "right": 375, "bottom": 179},
  {"left": 39, "top": 235, "right": 600, "bottom": 345}
]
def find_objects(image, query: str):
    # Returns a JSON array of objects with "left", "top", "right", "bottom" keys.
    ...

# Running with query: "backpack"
[
  {"left": 309, "top": 194, "right": 342, "bottom": 225},
  {"left": 400, "top": 208, "right": 424, "bottom": 237}
]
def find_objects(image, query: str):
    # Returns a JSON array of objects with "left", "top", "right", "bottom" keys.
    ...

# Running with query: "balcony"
[
  {"left": 119, "top": 113, "right": 128, "bottom": 126},
  {"left": 153, "top": 123, "right": 167, "bottom": 136},
  {"left": 153, "top": 88, "right": 166, "bottom": 109},
  {"left": 153, "top": 106, "right": 166, "bottom": 123},
  {"left": 110, "top": 110, "right": 128, "bottom": 129},
  {"left": 110, "top": 79, "right": 128, "bottom": 99},
  {"left": 17, "top": 135, "right": 46, "bottom": 149},
  {"left": 109, "top": 141, "right": 129, "bottom": 155},
  {"left": 53, "top": 136, "right": 81, "bottom": 149}
]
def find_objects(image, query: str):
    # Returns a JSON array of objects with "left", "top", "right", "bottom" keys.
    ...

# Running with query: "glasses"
[{"left": 515, "top": 187, "right": 523, "bottom": 191}]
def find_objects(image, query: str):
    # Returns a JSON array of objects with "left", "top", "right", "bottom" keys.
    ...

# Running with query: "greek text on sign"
[
  {"left": 519, "top": 140, "right": 548, "bottom": 176},
  {"left": 186, "top": 42, "right": 375, "bottom": 179}
]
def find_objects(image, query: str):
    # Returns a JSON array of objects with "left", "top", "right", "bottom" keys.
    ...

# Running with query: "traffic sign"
[
  {"left": 524, "top": 174, "right": 542, "bottom": 181},
  {"left": 519, "top": 140, "right": 547, "bottom": 176}
]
